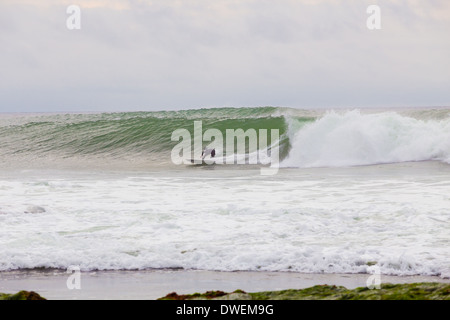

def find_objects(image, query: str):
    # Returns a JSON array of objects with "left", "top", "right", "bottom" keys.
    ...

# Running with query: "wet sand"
[{"left": 1, "top": 269, "right": 449, "bottom": 300}]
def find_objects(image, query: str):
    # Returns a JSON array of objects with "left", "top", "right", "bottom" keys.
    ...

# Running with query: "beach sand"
[{"left": 1, "top": 269, "right": 449, "bottom": 300}]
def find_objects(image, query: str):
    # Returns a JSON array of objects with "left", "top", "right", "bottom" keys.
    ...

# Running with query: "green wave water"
[
  {"left": 1, "top": 106, "right": 448, "bottom": 169},
  {"left": 0, "top": 107, "right": 315, "bottom": 168}
]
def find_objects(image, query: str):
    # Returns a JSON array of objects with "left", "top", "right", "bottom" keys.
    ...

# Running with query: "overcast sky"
[{"left": 0, "top": 0, "right": 449, "bottom": 112}]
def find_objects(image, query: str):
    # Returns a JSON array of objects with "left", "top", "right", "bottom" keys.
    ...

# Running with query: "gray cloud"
[{"left": 0, "top": 0, "right": 449, "bottom": 112}]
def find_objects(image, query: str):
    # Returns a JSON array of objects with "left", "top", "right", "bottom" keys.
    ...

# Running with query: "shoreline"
[{"left": 1, "top": 269, "right": 449, "bottom": 300}]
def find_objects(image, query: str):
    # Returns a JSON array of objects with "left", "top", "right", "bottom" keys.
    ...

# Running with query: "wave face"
[
  {"left": 282, "top": 109, "right": 450, "bottom": 168},
  {"left": 0, "top": 107, "right": 449, "bottom": 169},
  {"left": 0, "top": 107, "right": 293, "bottom": 168}
]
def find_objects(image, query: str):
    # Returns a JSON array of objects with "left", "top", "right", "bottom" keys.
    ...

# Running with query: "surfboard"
[
  {"left": 186, "top": 158, "right": 221, "bottom": 165},
  {"left": 189, "top": 158, "right": 207, "bottom": 164},
  {"left": 184, "top": 158, "right": 208, "bottom": 165}
]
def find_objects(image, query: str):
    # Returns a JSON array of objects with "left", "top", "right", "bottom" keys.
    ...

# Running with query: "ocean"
[{"left": 0, "top": 107, "right": 449, "bottom": 278}]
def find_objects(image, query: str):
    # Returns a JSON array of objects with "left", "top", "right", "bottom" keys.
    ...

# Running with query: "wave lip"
[{"left": 282, "top": 110, "right": 450, "bottom": 168}]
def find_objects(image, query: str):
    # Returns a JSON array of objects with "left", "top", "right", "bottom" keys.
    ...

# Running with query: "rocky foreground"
[
  {"left": 158, "top": 283, "right": 450, "bottom": 300},
  {"left": 0, "top": 291, "right": 46, "bottom": 300},
  {"left": 1, "top": 282, "right": 449, "bottom": 300}
]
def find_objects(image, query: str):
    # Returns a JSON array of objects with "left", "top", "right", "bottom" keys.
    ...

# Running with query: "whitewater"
[{"left": 0, "top": 107, "right": 449, "bottom": 278}]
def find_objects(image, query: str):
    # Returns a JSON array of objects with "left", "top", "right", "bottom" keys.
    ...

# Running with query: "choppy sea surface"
[{"left": 0, "top": 107, "right": 449, "bottom": 277}]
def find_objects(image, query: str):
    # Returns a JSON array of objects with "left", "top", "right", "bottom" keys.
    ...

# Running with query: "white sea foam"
[
  {"left": 282, "top": 110, "right": 450, "bottom": 168},
  {"left": 1, "top": 109, "right": 449, "bottom": 276},
  {"left": 0, "top": 164, "right": 449, "bottom": 277}
]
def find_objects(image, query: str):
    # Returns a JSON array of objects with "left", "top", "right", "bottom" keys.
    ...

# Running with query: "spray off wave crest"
[{"left": 282, "top": 109, "right": 450, "bottom": 168}]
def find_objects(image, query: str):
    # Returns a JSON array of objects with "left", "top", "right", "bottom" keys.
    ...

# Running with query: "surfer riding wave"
[{"left": 201, "top": 148, "right": 216, "bottom": 159}]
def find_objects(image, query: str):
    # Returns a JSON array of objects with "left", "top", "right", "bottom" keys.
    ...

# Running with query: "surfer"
[{"left": 201, "top": 147, "right": 216, "bottom": 159}]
